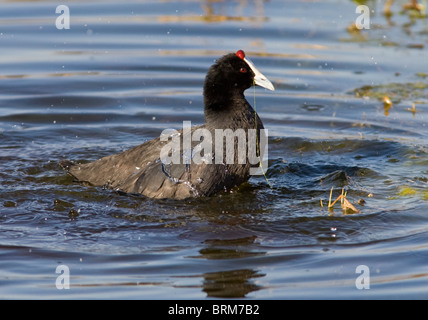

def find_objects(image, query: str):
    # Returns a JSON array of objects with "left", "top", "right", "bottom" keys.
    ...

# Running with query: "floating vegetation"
[
  {"left": 384, "top": 0, "right": 426, "bottom": 17},
  {"left": 416, "top": 72, "right": 428, "bottom": 79},
  {"left": 398, "top": 185, "right": 418, "bottom": 196},
  {"left": 354, "top": 81, "right": 428, "bottom": 104},
  {"left": 388, "top": 185, "right": 428, "bottom": 201},
  {"left": 353, "top": 80, "right": 428, "bottom": 115},
  {"left": 345, "top": 0, "right": 427, "bottom": 47}
]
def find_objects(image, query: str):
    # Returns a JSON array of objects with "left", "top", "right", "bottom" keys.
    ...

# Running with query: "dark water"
[{"left": 1, "top": 0, "right": 427, "bottom": 299}]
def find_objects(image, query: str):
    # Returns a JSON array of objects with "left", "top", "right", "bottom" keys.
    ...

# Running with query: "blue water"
[{"left": 0, "top": 0, "right": 427, "bottom": 299}]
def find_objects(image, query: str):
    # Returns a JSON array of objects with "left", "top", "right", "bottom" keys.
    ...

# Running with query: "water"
[{"left": 1, "top": 0, "right": 427, "bottom": 299}]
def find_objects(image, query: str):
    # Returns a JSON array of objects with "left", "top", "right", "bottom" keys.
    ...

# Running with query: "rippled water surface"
[{"left": 1, "top": 0, "right": 428, "bottom": 299}]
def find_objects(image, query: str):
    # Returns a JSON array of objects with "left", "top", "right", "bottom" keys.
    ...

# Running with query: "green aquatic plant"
[
  {"left": 353, "top": 81, "right": 428, "bottom": 103},
  {"left": 416, "top": 72, "right": 428, "bottom": 79},
  {"left": 389, "top": 185, "right": 428, "bottom": 201},
  {"left": 398, "top": 185, "right": 418, "bottom": 196},
  {"left": 383, "top": 0, "right": 426, "bottom": 16}
]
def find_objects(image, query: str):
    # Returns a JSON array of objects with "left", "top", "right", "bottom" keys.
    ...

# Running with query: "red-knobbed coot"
[{"left": 60, "top": 50, "right": 274, "bottom": 199}]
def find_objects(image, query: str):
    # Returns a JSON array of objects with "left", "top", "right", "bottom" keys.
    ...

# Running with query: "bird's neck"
[{"left": 203, "top": 84, "right": 249, "bottom": 127}]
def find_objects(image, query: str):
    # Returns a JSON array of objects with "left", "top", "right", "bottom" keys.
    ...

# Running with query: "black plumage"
[{"left": 60, "top": 50, "right": 274, "bottom": 199}]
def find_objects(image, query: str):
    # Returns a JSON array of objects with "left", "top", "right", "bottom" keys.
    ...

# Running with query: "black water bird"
[{"left": 60, "top": 50, "right": 275, "bottom": 199}]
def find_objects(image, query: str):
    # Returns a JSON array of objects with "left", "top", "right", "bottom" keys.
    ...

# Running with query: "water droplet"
[{"left": 169, "top": 132, "right": 180, "bottom": 138}]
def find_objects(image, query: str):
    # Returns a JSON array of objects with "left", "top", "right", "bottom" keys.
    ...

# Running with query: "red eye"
[{"left": 240, "top": 67, "right": 247, "bottom": 73}]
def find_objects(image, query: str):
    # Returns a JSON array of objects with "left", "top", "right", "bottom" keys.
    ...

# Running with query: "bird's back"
[{"left": 60, "top": 124, "right": 258, "bottom": 199}]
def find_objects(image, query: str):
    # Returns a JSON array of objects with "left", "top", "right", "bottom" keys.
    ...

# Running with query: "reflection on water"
[
  {"left": 160, "top": 0, "right": 268, "bottom": 24},
  {"left": 0, "top": 0, "right": 428, "bottom": 299},
  {"left": 203, "top": 269, "right": 264, "bottom": 298}
]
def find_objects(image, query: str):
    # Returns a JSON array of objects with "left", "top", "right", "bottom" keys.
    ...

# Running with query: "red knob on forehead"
[{"left": 236, "top": 50, "right": 245, "bottom": 60}]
